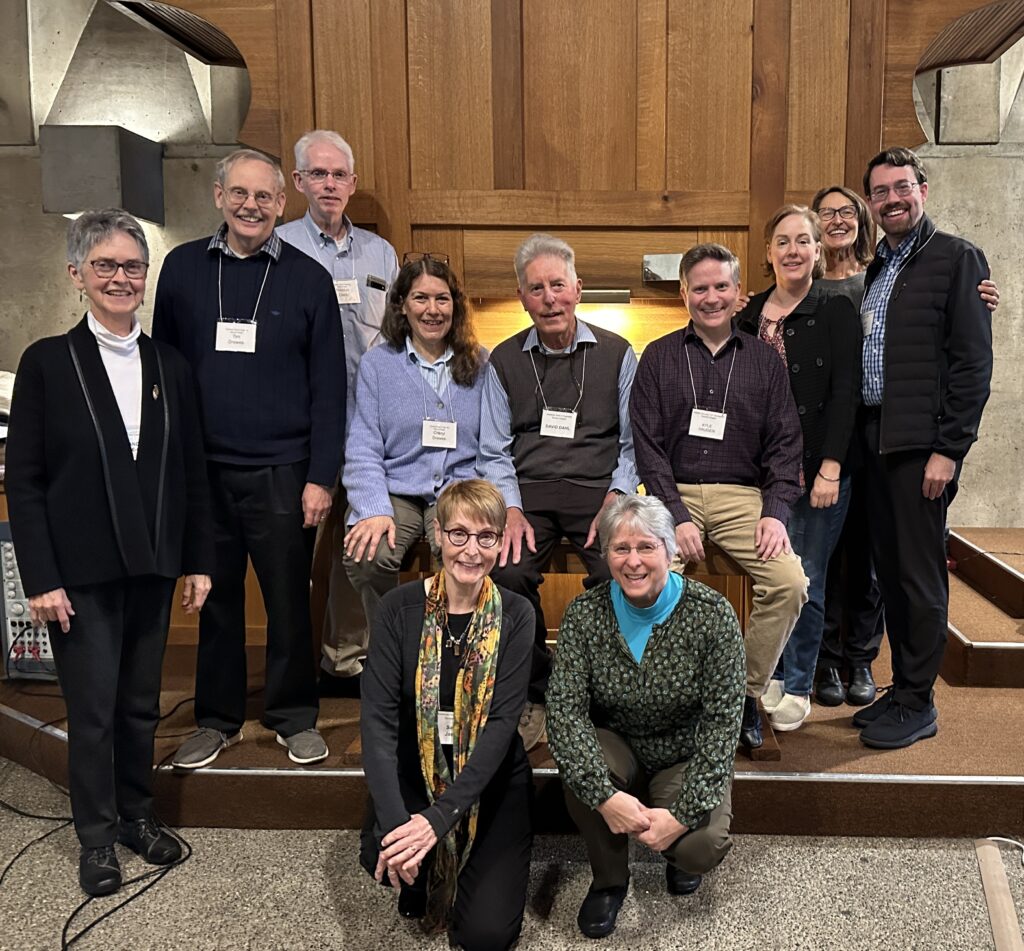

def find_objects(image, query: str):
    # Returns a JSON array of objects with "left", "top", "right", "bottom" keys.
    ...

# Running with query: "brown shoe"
[{"left": 518, "top": 701, "right": 547, "bottom": 752}]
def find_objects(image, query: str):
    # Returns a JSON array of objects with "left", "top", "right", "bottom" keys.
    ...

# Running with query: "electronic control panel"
[{"left": 0, "top": 523, "right": 58, "bottom": 680}]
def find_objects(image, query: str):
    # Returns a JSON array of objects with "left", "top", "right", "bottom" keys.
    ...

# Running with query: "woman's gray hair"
[
  {"left": 215, "top": 148, "right": 286, "bottom": 191},
  {"left": 294, "top": 129, "right": 355, "bottom": 172},
  {"left": 598, "top": 493, "right": 679, "bottom": 558},
  {"left": 66, "top": 208, "right": 149, "bottom": 270},
  {"left": 514, "top": 232, "right": 577, "bottom": 287}
]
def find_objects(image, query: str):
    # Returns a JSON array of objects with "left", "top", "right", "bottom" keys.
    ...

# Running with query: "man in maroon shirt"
[{"left": 630, "top": 243, "right": 808, "bottom": 751}]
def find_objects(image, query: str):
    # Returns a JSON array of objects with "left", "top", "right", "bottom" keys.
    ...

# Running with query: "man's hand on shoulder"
[
  {"left": 754, "top": 517, "right": 791, "bottom": 560},
  {"left": 500, "top": 507, "right": 536, "bottom": 567}
]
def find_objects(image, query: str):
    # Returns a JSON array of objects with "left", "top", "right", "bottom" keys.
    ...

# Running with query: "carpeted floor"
[{"left": 1, "top": 757, "right": 1021, "bottom": 951}]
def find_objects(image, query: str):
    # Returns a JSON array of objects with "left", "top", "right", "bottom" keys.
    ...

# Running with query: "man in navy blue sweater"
[{"left": 153, "top": 148, "right": 346, "bottom": 768}]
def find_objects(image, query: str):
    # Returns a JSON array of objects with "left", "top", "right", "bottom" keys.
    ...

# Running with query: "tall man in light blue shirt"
[
  {"left": 479, "top": 233, "right": 639, "bottom": 748},
  {"left": 277, "top": 130, "right": 399, "bottom": 693}
]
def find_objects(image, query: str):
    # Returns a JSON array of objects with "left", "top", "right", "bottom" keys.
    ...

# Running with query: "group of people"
[{"left": 5, "top": 131, "right": 994, "bottom": 947}]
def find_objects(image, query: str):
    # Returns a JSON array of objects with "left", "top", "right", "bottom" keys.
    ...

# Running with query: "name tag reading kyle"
[
  {"left": 215, "top": 320, "right": 257, "bottom": 353},
  {"left": 861, "top": 309, "right": 875, "bottom": 337},
  {"left": 438, "top": 711, "right": 454, "bottom": 746},
  {"left": 540, "top": 408, "right": 577, "bottom": 439},
  {"left": 422, "top": 419, "right": 457, "bottom": 449},
  {"left": 334, "top": 279, "right": 361, "bottom": 305},
  {"left": 689, "top": 408, "right": 727, "bottom": 440}
]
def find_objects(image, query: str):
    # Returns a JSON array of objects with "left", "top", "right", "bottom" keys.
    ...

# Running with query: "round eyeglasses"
[
  {"left": 441, "top": 528, "right": 501, "bottom": 549},
  {"left": 298, "top": 168, "right": 353, "bottom": 184}
]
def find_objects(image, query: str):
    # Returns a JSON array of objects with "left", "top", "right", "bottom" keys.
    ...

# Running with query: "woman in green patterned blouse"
[{"left": 547, "top": 493, "right": 745, "bottom": 940}]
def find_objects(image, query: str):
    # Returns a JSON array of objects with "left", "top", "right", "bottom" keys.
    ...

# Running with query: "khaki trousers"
[
  {"left": 678, "top": 483, "right": 808, "bottom": 697},
  {"left": 563, "top": 728, "right": 734, "bottom": 890},
  {"left": 318, "top": 484, "right": 365, "bottom": 676}
]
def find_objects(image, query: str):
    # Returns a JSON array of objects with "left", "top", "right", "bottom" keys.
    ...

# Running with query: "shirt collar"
[
  {"left": 876, "top": 225, "right": 920, "bottom": 266},
  {"left": 405, "top": 336, "right": 453, "bottom": 367},
  {"left": 303, "top": 210, "right": 353, "bottom": 251},
  {"left": 522, "top": 318, "right": 596, "bottom": 354},
  {"left": 681, "top": 320, "right": 741, "bottom": 355},
  {"left": 208, "top": 223, "right": 282, "bottom": 261}
]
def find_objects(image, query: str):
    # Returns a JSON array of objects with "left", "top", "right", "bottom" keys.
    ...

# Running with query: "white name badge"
[
  {"left": 861, "top": 309, "right": 874, "bottom": 337},
  {"left": 215, "top": 320, "right": 257, "bottom": 353},
  {"left": 422, "top": 419, "right": 457, "bottom": 449},
  {"left": 689, "top": 408, "right": 727, "bottom": 440},
  {"left": 334, "top": 279, "right": 361, "bottom": 305},
  {"left": 540, "top": 408, "right": 577, "bottom": 439},
  {"left": 438, "top": 711, "right": 454, "bottom": 746}
]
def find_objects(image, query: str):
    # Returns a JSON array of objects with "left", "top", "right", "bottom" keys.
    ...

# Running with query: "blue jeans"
[{"left": 773, "top": 477, "right": 852, "bottom": 696}]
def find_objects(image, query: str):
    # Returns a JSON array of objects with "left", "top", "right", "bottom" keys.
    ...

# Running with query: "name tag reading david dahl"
[{"left": 540, "top": 408, "right": 577, "bottom": 439}]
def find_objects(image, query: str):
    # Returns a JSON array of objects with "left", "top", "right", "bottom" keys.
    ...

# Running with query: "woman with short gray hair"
[
  {"left": 546, "top": 493, "right": 745, "bottom": 940},
  {"left": 6, "top": 208, "right": 214, "bottom": 897}
]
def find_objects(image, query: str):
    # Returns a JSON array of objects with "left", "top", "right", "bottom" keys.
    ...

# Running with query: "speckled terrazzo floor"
[{"left": 1, "top": 757, "right": 1021, "bottom": 951}]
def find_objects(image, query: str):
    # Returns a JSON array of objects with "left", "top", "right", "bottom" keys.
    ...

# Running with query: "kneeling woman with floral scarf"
[{"left": 360, "top": 479, "right": 534, "bottom": 950}]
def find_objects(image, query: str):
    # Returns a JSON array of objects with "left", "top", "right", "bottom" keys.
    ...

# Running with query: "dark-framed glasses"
[
  {"left": 869, "top": 181, "right": 919, "bottom": 203},
  {"left": 817, "top": 204, "right": 857, "bottom": 222},
  {"left": 298, "top": 168, "right": 352, "bottom": 184},
  {"left": 89, "top": 258, "right": 149, "bottom": 279},
  {"left": 221, "top": 185, "right": 280, "bottom": 207},
  {"left": 607, "top": 541, "right": 664, "bottom": 558},
  {"left": 403, "top": 251, "right": 450, "bottom": 265},
  {"left": 442, "top": 528, "right": 501, "bottom": 549}
]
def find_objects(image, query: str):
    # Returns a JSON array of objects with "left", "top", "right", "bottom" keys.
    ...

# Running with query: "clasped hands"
[
  {"left": 597, "top": 791, "right": 688, "bottom": 854},
  {"left": 374, "top": 813, "right": 438, "bottom": 888}
]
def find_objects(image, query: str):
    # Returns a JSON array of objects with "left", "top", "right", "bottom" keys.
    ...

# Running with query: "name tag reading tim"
[
  {"left": 438, "top": 711, "right": 454, "bottom": 745},
  {"left": 689, "top": 408, "right": 727, "bottom": 440},
  {"left": 422, "top": 419, "right": 457, "bottom": 449},
  {"left": 334, "top": 279, "right": 361, "bottom": 305},
  {"left": 540, "top": 408, "right": 577, "bottom": 439},
  {"left": 215, "top": 320, "right": 257, "bottom": 353}
]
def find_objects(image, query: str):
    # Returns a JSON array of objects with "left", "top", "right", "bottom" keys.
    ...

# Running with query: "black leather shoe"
[
  {"left": 117, "top": 817, "right": 181, "bottom": 865},
  {"left": 739, "top": 695, "right": 762, "bottom": 751},
  {"left": 79, "top": 846, "right": 121, "bottom": 896},
  {"left": 666, "top": 865, "right": 702, "bottom": 895},
  {"left": 846, "top": 666, "right": 877, "bottom": 706},
  {"left": 814, "top": 667, "right": 846, "bottom": 706},
  {"left": 577, "top": 883, "right": 628, "bottom": 939}
]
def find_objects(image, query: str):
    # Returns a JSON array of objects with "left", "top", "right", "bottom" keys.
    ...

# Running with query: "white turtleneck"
[{"left": 87, "top": 312, "right": 143, "bottom": 459}]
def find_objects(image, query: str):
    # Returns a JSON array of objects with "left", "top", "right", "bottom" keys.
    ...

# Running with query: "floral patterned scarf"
[{"left": 415, "top": 570, "right": 502, "bottom": 933}]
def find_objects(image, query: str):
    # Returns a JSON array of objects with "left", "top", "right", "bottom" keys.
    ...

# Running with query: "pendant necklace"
[{"left": 444, "top": 621, "right": 469, "bottom": 658}]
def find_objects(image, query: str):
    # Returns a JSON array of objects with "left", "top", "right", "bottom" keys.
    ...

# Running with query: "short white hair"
[
  {"left": 598, "top": 494, "right": 679, "bottom": 558},
  {"left": 514, "top": 233, "right": 577, "bottom": 287},
  {"left": 215, "top": 149, "right": 285, "bottom": 191},
  {"left": 293, "top": 130, "right": 355, "bottom": 172}
]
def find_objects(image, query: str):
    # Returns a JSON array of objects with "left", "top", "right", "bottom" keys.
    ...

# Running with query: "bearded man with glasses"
[{"left": 154, "top": 148, "right": 346, "bottom": 769}]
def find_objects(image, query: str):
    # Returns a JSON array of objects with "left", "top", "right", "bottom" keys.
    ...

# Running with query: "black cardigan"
[
  {"left": 360, "top": 580, "right": 533, "bottom": 841},
  {"left": 5, "top": 317, "right": 215, "bottom": 596},
  {"left": 735, "top": 283, "right": 862, "bottom": 486}
]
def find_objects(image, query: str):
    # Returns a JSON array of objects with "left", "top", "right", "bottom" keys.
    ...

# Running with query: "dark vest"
[{"left": 489, "top": 321, "right": 629, "bottom": 483}]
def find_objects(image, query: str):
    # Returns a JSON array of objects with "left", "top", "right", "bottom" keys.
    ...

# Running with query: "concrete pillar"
[
  {"left": 0, "top": 0, "right": 33, "bottom": 144},
  {"left": 937, "top": 61, "right": 1001, "bottom": 144}
]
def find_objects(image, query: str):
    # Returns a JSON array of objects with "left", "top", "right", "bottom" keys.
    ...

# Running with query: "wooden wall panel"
[
  {"left": 666, "top": 0, "right": 754, "bottom": 192},
  {"left": 637, "top": 0, "right": 669, "bottom": 190},
  {"left": 491, "top": 0, "right": 525, "bottom": 188},
  {"left": 522, "top": 0, "right": 638, "bottom": 190},
  {"left": 408, "top": 0, "right": 494, "bottom": 189},
  {"left": 785, "top": 0, "right": 849, "bottom": 193},
  {"left": 311, "top": 0, "right": 376, "bottom": 190},
  {"left": 697, "top": 228, "right": 750, "bottom": 289},
  {"left": 410, "top": 227, "right": 466, "bottom": 283},
  {"left": 275, "top": 0, "right": 314, "bottom": 222},
  {"left": 846, "top": 0, "right": 886, "bottom": 191}
]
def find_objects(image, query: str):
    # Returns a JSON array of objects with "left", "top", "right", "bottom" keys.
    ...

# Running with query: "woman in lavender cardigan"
[{"left": 343, "top": 255, "right": 487, "bottom": 638}]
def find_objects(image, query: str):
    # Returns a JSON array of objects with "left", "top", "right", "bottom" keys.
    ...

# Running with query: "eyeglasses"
[
  {"left": 297, "top": 168, "right": 353, "bottom": 184},
  {"left": 89, "top": 259, "right": 149, "bottom": 279},
  {"left": 816, "top": 204, "right": 857, "bottom": 222},
  {"left": 441, "top": 528, "right": 501, "bottom": 549},
  {"left": 868, "top": 181, "right": 920, "bottom": 203},
  {"left": 403, "top": 251, "right": 450, "bottom": 266},
  {"left": 220, "top": 185, "right": 280, "bottom": 207},
  {"left": 607, "top": 541, "right": 665, "bottom": 558}
]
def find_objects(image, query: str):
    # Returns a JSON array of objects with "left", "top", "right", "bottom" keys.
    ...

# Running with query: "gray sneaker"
[
  {"left": 277, "top": 728, "right": 328, "bottom": 764},
  {"left": 172, "top": 728, "right": 241, "bottom": 769}
]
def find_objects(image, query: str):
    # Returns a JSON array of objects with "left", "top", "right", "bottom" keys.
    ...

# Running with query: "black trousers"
[
  {"left": 859, "top": 413, "right": 958, "bottom": 710},
  {"left": 195, "top": 461, "right": 318, "bottom": 736},
  {"left": 491, "top": 481, "right": 610, "bottom": 703},
  {"left": 819, "top": 473, "right": 885, "bottom": 670},
  {"left": 50, "top": 575, "right": 175, "bottom": 848}
]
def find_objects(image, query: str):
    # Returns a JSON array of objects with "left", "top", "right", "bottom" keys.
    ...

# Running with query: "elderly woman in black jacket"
[
  {"left": 734, "top": 204, "right": 860, "bottom": 734},
  {"left": 5, "top": 209, "right": 214, "bottom": 896}
]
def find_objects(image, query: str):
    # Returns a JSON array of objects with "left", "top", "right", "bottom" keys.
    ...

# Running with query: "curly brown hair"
[{"left": 381, "top": 257, "right": 482, "bottom": 387}]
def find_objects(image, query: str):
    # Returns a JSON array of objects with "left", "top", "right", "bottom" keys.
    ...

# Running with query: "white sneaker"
[
  {"left": 761, "top": 680, "right": 785, "bottom": 715},
  {"left": 768, "top": 693, "right": 811, "bottom": 732}
]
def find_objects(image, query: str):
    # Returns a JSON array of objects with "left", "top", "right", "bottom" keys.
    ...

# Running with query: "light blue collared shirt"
[
  {"left": 276, "top": 212, "right": 399, "bottom": 431},
  {"left": 478, "top": 319, "right": 639, "bottom": 509},
  {"left": 405, "top": 337, "right": 454, "bottom": 399}
]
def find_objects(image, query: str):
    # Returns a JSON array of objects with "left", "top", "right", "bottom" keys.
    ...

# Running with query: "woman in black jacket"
[
  {"left": 5, "top": 209, "right": 214, "bottom": 896},
  {"left": 734, "top": 204, "right": 860, "bottom": 734}
]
